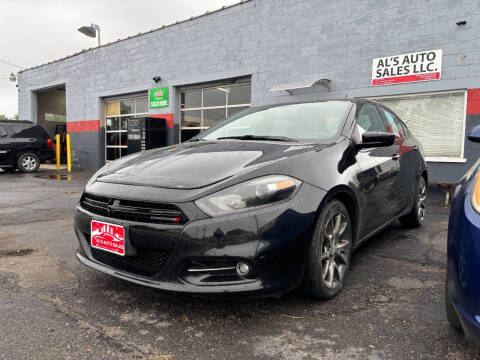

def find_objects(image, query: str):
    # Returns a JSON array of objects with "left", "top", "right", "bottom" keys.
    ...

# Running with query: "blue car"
[{"left": 446, "top": 125, "right": 480, "bottom": 345}]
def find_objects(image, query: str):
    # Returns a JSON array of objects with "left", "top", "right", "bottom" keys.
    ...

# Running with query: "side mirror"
[
  {"left": 468, "top": 125, "right": 480, "bottom": 143},
  {"left": 358, "top": 131, "right": 395, "bottom": 148}
]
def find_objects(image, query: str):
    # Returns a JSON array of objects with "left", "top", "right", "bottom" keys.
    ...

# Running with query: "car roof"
[
  {"left": 0, "top": 120, "right": 36, "bottom": 126},
  {"left": 0, "top": 120, "right": 34, "bottom": 125},
  {"left": 0, "top": 120, "right": 34, "bottom": 124}
]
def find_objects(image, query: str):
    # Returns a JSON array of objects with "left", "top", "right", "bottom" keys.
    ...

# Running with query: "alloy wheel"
[
  {"left": 22, "top": 156, "right": 37, "bottom": 171},
  {"left": 417, "top": 179, "right": 427, "bottom": 221},
  {"left": 320, "top": 212, "right": 351, "bottom": 289}
]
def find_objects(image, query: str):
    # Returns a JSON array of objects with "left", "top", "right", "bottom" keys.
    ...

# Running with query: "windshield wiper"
[{"left": 217, "top": 135, "right": 298, "bottom": 142}]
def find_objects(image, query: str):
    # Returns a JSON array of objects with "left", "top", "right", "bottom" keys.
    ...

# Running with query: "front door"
[
  {"left": 377, "top": 105, "right": 420, "bottom": 215},
  {"left": 355, "top": 103, "right": 400, "bottom": 237}
]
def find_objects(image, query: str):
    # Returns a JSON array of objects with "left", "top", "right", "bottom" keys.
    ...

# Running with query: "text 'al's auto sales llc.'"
[{"left": 372, "top": 49, "right": 443, "bottom": 86}]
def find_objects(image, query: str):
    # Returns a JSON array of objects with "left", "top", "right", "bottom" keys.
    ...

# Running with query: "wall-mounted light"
[
  {"left": 456, "top": 20, "right": 467, "bottom": 26},
  {"left": 152, "top": 76, "right": 162, "bottom": 83},
  {"left": 270, "top": 78, "right": 332, "bottom": 94}
]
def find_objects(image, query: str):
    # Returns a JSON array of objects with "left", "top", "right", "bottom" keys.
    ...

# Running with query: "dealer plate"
[{"left": 91, "top": 220, "right": 125, "bottom": 256}]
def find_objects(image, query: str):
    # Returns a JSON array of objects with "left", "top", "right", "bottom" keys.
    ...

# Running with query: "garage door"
[
  {"left": 371, "top": 91, "right": 466, "bottom": 160},
  {"left": 180, "top": 82, "right": 251, "bottom": 142}
]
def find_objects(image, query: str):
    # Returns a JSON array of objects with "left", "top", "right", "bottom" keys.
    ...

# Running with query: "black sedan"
[{"left": 74, "top": 100, "right": 427, "bottom": 299}]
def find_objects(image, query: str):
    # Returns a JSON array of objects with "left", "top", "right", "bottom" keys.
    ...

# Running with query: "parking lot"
[{"left": 0, "top": 168, "right": 479, "bottom": 360}]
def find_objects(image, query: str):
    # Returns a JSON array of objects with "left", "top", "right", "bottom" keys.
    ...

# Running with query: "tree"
[{"left": 0, "top": 114, "right": 18, "bottom": 120}]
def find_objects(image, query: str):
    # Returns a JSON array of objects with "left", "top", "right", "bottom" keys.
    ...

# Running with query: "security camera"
[{"left": 152, "top": 76, "right": 162, "bottom": 83}]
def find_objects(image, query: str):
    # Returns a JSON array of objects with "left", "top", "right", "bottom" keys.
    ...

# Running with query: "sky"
[{"left": 0, "top": 0, "right": 238, "bottom": 118}]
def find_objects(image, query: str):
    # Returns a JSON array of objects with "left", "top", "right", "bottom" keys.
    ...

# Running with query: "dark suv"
[{"left": 0, "top": 120, "right": 55, "bottom": 173}]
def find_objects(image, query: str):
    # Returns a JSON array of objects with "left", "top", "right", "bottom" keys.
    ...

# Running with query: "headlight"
[
  {"left": 471, "top": 170, "right": 480, "bottom": 213},
  {"left": 195, "top": 175, "right": 302, "bottom": 217}
]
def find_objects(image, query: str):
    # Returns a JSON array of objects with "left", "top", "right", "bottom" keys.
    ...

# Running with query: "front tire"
[
  {"left": 400, "top": 176, "right": 426, "bottom": 228},
  {"left": 17, "top": 152, "right": 40, "bottom": 173},
  {"left": 304, "top": 200, "right": 353, "bottom": 299}
]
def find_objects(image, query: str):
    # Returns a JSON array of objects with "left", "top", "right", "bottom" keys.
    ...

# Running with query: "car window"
[
  {"left": 396, "top": 117, "right": 409, "bottom": 137},
  {"left": 10, "top": 124, "right": 32, "bottom": 135},
  {"left": 379, "top": 107, "right": 402, "bottom": 137},
  {"left": 10, "top": 124, "right": 47, "bottom": 140},
  {"left": 356, "top": 104, "right": 386, "bottom": 133},
  {"left": 0, "top": 125, "right": 7, "bottom": 137},
  {"left": 200, "top": 101, "right": 351, "bottom": 142}
]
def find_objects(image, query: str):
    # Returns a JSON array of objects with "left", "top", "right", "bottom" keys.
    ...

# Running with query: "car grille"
[
  {"left": 80, "top": 193, "right": 188, "bottom": 224},
  {"left": 91, "top": 246, "right": 172, "bottom": 277}
]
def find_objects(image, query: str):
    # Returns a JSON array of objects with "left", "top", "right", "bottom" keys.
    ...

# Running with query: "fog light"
[{"left": 236, "top": 262, "right": 251, "bottom": 277}]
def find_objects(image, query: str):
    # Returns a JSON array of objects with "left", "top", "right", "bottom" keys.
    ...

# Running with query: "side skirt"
[{"left": 352, "top": 207, "right": 411, "bottom": 251}]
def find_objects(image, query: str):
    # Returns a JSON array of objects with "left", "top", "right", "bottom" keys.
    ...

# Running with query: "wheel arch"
[
  {"left": 421, "top": 170, "right": 428, "bottom": 183},
  {"left": 316, "top": 185, "right": 361, "bottom": 244},
  {"left": 15, "top": 148, "right": 40, "bottom": 160}
]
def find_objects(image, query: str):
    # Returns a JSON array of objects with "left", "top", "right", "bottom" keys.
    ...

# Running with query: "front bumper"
[
  {"left": 451, "top": 297, "right": 480, "bottom": 348},
  {"left": 74, "top": 182, "right": 326, "bottom": 296}
]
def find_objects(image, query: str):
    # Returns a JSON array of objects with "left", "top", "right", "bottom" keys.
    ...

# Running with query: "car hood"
[{"left": 96, "top": 140, "right": 328, "bottom": 189}]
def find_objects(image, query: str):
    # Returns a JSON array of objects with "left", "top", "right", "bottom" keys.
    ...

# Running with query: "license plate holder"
[{"left": 91, "top": 220, "right": 126, "bottom": 256}]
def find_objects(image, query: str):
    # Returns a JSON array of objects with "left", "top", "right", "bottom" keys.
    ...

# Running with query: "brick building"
[{"left": 17, "top": 0, "right": 480, "bottom": 182}]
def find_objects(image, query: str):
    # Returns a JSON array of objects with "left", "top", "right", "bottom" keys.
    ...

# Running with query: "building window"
[
  {"left": 105, "top": 96, "right": 148, "bottom": 162},
  {"left": 45, "top": 113, "right": 66, "bottom": 122},
  {"left": 180, "top": 83, "right": 251, "bottom": 142},
  {"left": 371, "top": 91, "right": 467, "bottom": 161}
]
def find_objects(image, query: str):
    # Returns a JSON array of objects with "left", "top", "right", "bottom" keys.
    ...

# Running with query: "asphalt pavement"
[{"left": 1, "top": 167, "right": 479, "bottom": 359}]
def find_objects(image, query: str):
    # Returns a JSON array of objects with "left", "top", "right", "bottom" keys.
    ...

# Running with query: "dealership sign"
[
  {"left": 149, "top": 87, "right": 169, "bottom": 109},
  {"left": 372, "top": 49, "right": 442, "bottom": 86}
]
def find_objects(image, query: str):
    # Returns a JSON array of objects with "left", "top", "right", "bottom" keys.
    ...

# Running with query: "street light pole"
[{"left": 92, "top": 24, "right": 101, "bottom": 46}]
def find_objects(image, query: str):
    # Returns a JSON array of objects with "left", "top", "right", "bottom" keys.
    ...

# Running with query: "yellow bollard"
[
  {"left": 56, "top": 134, "right": 61, "bottom": 170},
  {"left": 66, "top": 134, "right": 72, "bottom": 172}
]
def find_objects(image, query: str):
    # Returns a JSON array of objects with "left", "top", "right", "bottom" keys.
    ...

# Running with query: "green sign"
[{"left": 149, "top": 87, "right": 169, "bottom": 109}]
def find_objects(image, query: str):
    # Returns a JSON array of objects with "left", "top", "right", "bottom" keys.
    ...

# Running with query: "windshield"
[{"left": 198, "top": 101, "right": 351, "bottom": 142}]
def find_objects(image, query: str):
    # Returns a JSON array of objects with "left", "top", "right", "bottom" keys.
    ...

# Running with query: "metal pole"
[
  {"left": 56, "top": 134, "right": 61, "bottom": 170},
  {"left": 66, "top": 134, "right": 72, "bottom": 172},
  {"left": 92, "top": 24, "right": 101, "bottom": 46}
]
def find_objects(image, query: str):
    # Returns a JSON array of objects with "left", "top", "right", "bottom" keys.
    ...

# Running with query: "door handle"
[{"left": 392, "top": 154, "right": 400, "bottom": 161}]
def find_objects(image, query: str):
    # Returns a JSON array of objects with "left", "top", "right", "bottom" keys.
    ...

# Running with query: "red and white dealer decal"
[
  {"left": 372, "top": 49, "right": 442, "bottom": 86},
  {"left": 91, "top": 220, "right": 125, "bottom": 256}
]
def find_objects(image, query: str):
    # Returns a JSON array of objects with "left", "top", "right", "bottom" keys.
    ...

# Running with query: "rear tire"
[
  {"left": 17, "top": 152, "right": 40, "bottom": 173},
  {"left": 400, "top": 176, "right": 426, "bottom": 228},
  {"left": 304, "top": 200, "right": 353, "bottom": 299},
  {"left": 446, "top": 278, "right": 461, "bottom": 330}
]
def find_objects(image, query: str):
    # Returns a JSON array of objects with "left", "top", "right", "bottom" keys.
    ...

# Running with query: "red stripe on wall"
[
  {"left": 372, "top": 72, "right": 440, "bottom": 86},
  {"left": 468, "top": 89, "right": 480, "bottom": 115},
  {"left": 67, "top": 120, "right": 100, "bottom": 132},
  {"left": 468, "top": 89, "right": 480, "bottom": 102},
  {"left": 148, "top": 113, "right": 174, "bottom": 128}
]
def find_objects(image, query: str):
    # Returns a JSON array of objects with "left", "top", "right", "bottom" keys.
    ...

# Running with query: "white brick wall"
[{"left": 18, "top": 0, "right": 480, "bottom": 169}]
